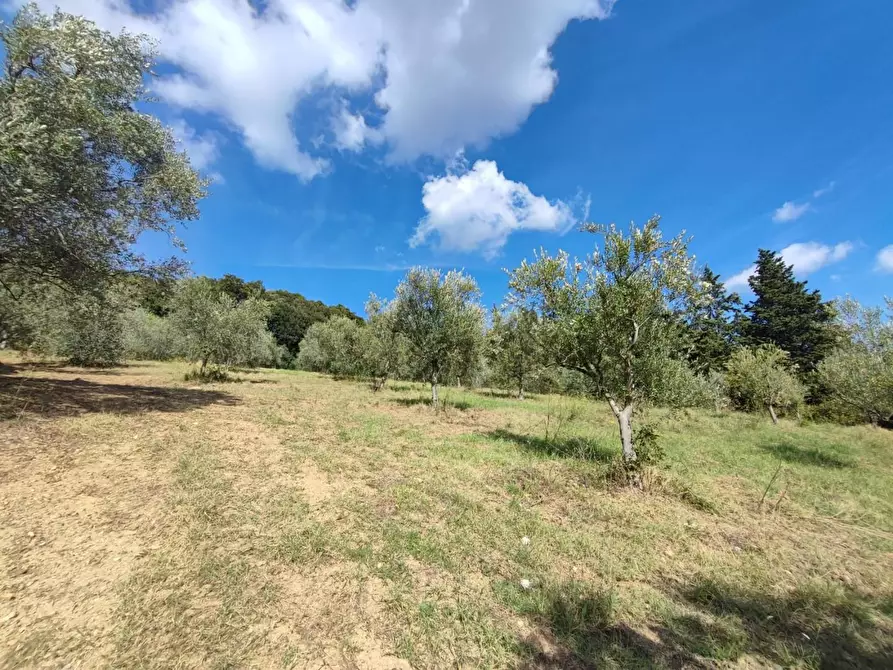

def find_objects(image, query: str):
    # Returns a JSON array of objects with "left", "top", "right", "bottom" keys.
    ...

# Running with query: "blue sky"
[{"left": 10, "top": 0, "right": 893, "bottom": 314}]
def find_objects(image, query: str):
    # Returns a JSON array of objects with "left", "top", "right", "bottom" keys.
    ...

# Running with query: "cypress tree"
[
  {"left": 687, "top": 266, "right": 742, "bottom": 372},
  {"left": 741, "top": 249, "right": 836, "bottom": 373}
]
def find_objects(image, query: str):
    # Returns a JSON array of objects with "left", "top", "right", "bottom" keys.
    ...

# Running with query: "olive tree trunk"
[
  {"left": 608, "top": 398, "right": 637, "bottom": 462},
  {"left": 431, "top": 372, "right": 439, "bottom": 407},
  {"left": 768, "top": 403, "right": 779, "bottom": 425}
]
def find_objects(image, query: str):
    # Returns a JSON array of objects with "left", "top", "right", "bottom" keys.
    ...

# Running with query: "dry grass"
[{"left": 1, "top": 355, "right": 892, "bottom": 669}]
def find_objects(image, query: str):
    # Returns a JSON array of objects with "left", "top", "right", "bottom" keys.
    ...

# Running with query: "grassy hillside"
[{"left": 1, "top": 357, "right": 891, "bottom": 668}]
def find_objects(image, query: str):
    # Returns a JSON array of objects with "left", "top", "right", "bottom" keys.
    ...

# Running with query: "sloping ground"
[{"left": 1, "top": 358, "right": 892, "bottom": 669}]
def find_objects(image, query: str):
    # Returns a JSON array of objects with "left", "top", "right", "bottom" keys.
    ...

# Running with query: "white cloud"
[
  {"left": 725, "top": 241, "right": 854, "bottom": 290},
  {"left": 772, "top": 201, "right": 810, "bottom": 223},
  {"left": 370, "top": 0, "right": 615, "bottom": 161},
  {"left": 332, "top": 107, "right": 381, "bottom": 152},
  {"left": 169, "top": 120, "right": 220, "bottom": 171},
  {"left": 725, "top": 265, "right": 756, "bottom": 290},
  {"left": 877, "top": 245, "right": 893, "bottom": 273},
  {"left": 411, "top": 160, "right": 577, "bottom": 258},
  {"left": 781, "top": 241, "right": 853, "bottom": 274},
  {"left": 31, "top": 0, "right": 616, "bottom": 177},
  {"left": 813, "top": 181, "right": 836, "bottom": 198}
]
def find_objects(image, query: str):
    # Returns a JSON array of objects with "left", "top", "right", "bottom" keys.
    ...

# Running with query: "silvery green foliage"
[
  {"left": 360, "top": 294, "right": 411, "bottom": 390},
  {"left": 390, "top": 268, "right": 486, "bottom": 393},
  {"left": 651, "top": 358, "right": 729, "bottom": 410},
  {"left": 507, "top": 215, "right": 702, "bottom": 461},
  {"left": 726, "top": 345, "right": 804, "bottom": 420},
  {"left": 59, "top": 295, "right": 125, "bottom": 367},
  {"left": 295, "top": 316, "right": 364, "bottom": 377},
  {"left": 122, "top": 307, "right": 184, "bottom": 361},
  {"left": 486, "top": 307, "right": 544, "bottom": 398},
  {"left": 170, "top": 278, "right": 271, "bottom": 371},
  {"left": 817, "top": 297, "right": 893, "bottom": 425},
  {"left": 0, "top": 4, "right": 205, "bottom": 296}
]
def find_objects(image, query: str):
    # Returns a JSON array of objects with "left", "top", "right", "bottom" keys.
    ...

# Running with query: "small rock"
[
  {"left": 520, "top": 578, "right": 532, "bottom": 590},
  {"left": 521, "top": 536, "right": 531, "bottom": 546},
  {"left": 26, "top": 532, "right": 34, "bottom": 539},
  {"left": 731, "top": 545, "right": 742, "bottom": 553}
]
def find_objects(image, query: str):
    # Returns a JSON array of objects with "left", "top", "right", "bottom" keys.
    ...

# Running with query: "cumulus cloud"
[
  {"left": 31, "top": 0, "right": 616, "bottom": 177},
  {"left": 411, "top": 160, "right": 577, "bottom": 258},
  {"left": 877, "top": 245, "right": 893, "bottom": 273},
  {"left": 772, "top": 201, "right": 810, "bottom": 223},
  {"left": 725, "top": 241, "right": 854, "bottom": 289}
]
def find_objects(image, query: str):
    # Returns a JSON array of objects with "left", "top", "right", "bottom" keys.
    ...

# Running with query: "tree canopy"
[
  {"left": 508, "top": 216, "right": 702, "bottom": 463},
  {"left": 391, "top": 268, "right": 485, "bottom": 405},
  {"left": 0, "top": 4, "right": 206, "bottom": 298},
  {"left": 741, "top": 250, "right": 836, "bottom": 374}
]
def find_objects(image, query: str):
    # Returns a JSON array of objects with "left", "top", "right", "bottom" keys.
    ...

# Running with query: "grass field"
[{"left": 1, "top": 357, "right": 892, "bottom": 669}]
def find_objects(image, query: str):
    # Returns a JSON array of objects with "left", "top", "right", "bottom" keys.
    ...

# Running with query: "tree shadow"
[
  {"left": 759, "top": 441, "right": 853, "bottom": 469},
  {"left": 666, "top": 577, "right": 893, "bottom": 669},
  {"left": 0, "top": 374, "right": 239, "bottom": 420},
  {"left": 391, "top": 397, "right": 473, "bottom": 411},
  {"left": 2, "top": 360, "right": 129, "bottom": 376},
  {"left": 486, "top": 429, "right": 614, "bottom": 462},
  {"left": 512, "top": 576, "right": 893, "bottom": 669},
  {"left": 505, "top": 580, "right": 711, "bottom": 669}
]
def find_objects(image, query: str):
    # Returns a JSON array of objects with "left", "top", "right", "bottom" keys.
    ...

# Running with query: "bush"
[
  {"left": 122, "top": 308, "right": 184, "bottom": 361},
  {"left": 815, "top": 298, "right": 893, "bottom": 426},
  {"left": 651, "top": 358, "right": 729, "bottom": 410},
  {"left": 726, "top": 345, "right": 805, "bottom": 423},
  {"left": 60, "top": 298, "right": 125, "bottom": 367}
]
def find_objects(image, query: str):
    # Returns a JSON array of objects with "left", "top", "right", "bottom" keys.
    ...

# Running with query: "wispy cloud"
[
  {"left": 772, "top": 201, "right": 810, "bottom": 223},
  {"left": 813, "top": 181, "right": 836, "bottom": 198}
]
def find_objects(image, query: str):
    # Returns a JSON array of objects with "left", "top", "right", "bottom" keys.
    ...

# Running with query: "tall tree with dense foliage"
[
  {"left": 508, "top": 216, "right": 701, "bottom": 464},
  {"left": 726, "top": 345, "right": 805, "bottom": 424},
  {"left": 741, "top": 250, "right": 836, "bottom": 373},
  {"left": 486, "top": 307, "right": 543, "bottom": 399},
  {"left": 391, "top": 268, "right": 485, "bottom": 406},
  {"left": 267, "top": 289, "right": 361, "bottom": 358},
  {"left": 686, "top": 266, "right": 741, "bottom": 372},
  {"left": 817, "top": 297, "right": 893, "bottom": 426},
  {"left": 170, "top": 278, "right": 270, "bottom": 374},
  {"left": 0, "top": 5, "right": 205, "bottom": 299}
]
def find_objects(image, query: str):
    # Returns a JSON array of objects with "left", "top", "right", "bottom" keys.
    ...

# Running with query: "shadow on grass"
[
  {"left": 486, "top": 429, "right": 614, "bottom": 462},
  {"left": 759, "top": 441, "right": 853, "bottom": 469},
  {"left": 511, "top": 576, "right": 893, "bottom": 669},
  {"left": 0, "top": 372, "right": 239, "bottom": 420},
  {"left": 391, "top": 397, "right": 473, "bottom": 411},
  {"left": 1, "top": 360, "right": 129, "bottom": 376}
]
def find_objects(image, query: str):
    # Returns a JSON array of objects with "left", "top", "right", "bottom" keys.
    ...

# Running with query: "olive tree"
[
  {"left": 507, "top": 216, "right": 701, "bottom": 463},
  {"left": 360, "top": 295, "right": 410, "bottom": 391},
  {"left": 486, "top": 307, "right": 543, "bottom": 399},
  {"left": 0, "top": 5, "right": 205, "bottom": 298},
  {"left": 295, "top": 316, "right": 363, "bottom": 377},
  {"left": 726, "top": 345, "right": 805, "bottom": 424},
  {"left": 122, "top": 307, "right": 184, "bottom": 361},
  {"left": 817, "top": 297, "right": 893, "bottom": 426},
  {"left": 170, "top": 278, "right": 270, "bottom": 374},
  {"left": 391, "top": 268, "right": 485, "bottom": 406}
]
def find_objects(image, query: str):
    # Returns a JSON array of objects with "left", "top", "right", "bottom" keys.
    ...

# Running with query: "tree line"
[
  {"left": 1, "top": 6, "right": 890, "bottom": 472},
  {"left": 296, "top": 218, "right": 892, "bottom": 465}
]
